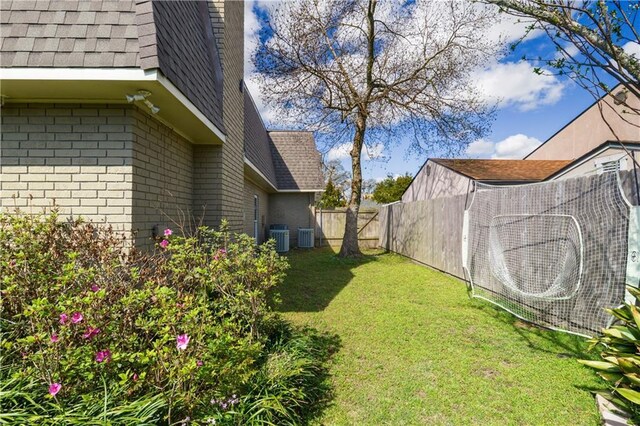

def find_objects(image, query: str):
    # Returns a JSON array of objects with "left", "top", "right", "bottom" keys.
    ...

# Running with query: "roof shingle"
[
  {"left": 431, "top": 159, "right": 572, "bottom": 182},
  {"left": 0, "top": 0, "right": 140, "bottom": 68},
  {"left": 269, "top": 131, "right": 324, "bottom": 190},
  {"left": 244, "top": 91, "right": 278, "bottom": 187}
]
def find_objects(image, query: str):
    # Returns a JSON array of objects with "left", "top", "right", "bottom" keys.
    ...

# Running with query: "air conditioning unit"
[
  {"left": 298, "top": 228, "right": 314, "bottom": 248},
  {"left": 269, "top": 229, "right": 289, "bottom": 253}
]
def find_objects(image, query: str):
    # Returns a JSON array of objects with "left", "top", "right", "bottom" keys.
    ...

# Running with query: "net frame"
[{"left": 462, "top": 171, "right": 634, "bottom": 337}]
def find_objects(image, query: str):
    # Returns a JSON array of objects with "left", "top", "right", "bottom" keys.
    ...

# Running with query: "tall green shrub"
[{"left": 0, "top": 211, "right": 304, "bottom": 424}]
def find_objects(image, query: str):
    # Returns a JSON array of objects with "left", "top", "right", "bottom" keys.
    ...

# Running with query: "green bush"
[
  {"left": 579, "top": 286, "right": 640, "bottom": 424},
  {"left": 0, "top": 210, "right": 334, "bottom": 424}
]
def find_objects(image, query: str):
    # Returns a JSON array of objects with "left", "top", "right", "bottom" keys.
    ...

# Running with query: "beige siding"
[
  {"left": 526, "top": 90, "right": 640, "bottom": 161},
  {"left": 131, "top": 108, "right": 193, "bottom": 246},
  {"left": 555, "top": 147, "right": 640, "bottom": 179},
  {"left": 243, "top": 178, "right": 269, "bottom": 243},
  {"left": 0, "top": 103, "right": 134, "bottom": 235},
  {"left": 268, "top": 193, "right": 315, "bottom": 246},
  {"left": 402, "top": 161, "right": 472, "bottom": 202}
]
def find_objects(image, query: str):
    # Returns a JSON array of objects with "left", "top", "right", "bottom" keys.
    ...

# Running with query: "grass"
[{"left": 276, "top": 248, "right": 603, "bottom": 425}]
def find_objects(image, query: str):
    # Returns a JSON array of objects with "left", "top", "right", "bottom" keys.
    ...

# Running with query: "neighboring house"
[
  {"left": 403, "top": 87, "right": 640, "bottom": 202},
  {"left": 243, "top": 90, "right": 323, "bottom": 245},
  {"left": 402, "top": 159, "right": 571, "bottom": 202},
  {"left": 525, "top": 86, "right": 640, "bottom": 178},
  {"left": 0, "top": 0, "right": 323, "bottom": 248}
]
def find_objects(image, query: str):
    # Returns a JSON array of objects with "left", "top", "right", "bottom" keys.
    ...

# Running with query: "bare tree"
[
  {"left": 485, "top": 0, "right": 640, "bottom": 109},
  {"left": 253, "top": 0, "right": 499, "bottom": 256}
]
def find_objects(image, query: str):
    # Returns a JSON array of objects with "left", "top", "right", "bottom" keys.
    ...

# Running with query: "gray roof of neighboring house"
[
  {"left": 244, "top": 91, "right": 278, "bottom": 186},
  {"left": 269, "top": 131, "right": 324, "bottom": 191},
  {"left": 0, "top": 0, "right": 224, "bottom": 131}
]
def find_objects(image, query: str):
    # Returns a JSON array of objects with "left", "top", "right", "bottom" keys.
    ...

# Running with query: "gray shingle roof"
[
  {"left": 1, "top": 0, "right": 140, "bottom": 68},
  {"left": 268, "top": 131, "right": 324, "bottom": 191},
  {"left": 244, "top": 91, "right": 278, "bottom": 187},
  {"left": 139, "top": 1, "right": 223, "bottom": 130},
  {"left": 0, "top": 0, "right": 224, "bottom": 130}
]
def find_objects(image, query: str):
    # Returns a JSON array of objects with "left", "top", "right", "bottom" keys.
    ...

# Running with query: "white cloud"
[
  {"left": 493, "top": 134, "right": 542, "bottom": 158},
  {"left": 327, "top": 142, "right": 385, "bottom": 161},
  {"left": 624, "top": 41, "right": 640, "bottom": 58},
  {"left": 465, "top": 134, "right": 542, "bottom": 159},
  {"left": 327, "top": 143, "right": 351, "bottom": 161},
  {"left": 473, "top": 61, "right": 565, "bottom": 111},
  {"left": 465, "top": 139, "right": 495, "bottom": 157},
  {"left": 364, "top": 142, "right": 385, "bottom": 160}
]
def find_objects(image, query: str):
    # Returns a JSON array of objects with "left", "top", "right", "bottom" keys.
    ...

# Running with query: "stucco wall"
[
  {"left": 554, "top": 146, "right": 640, "bottom": 179},
  {"left": 0, "top": 103, "right": 134, "bottom": 234},
  {"left": 402, "top": 161, "right": 472, "bottom": 202},
  {"left": 268, "top": 193, "right": 315, "bottom": 246},
  {"left": 243, "top": 178, "right": 269, "bottom": 243},
  {"left": 131, "top": 107, "right": 193, "bottom": 246},
  {"left": 526, "top": 90, "right": 640, "bottom": 161}
]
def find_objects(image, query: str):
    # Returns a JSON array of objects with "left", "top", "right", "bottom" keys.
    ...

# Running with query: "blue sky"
[{"left": 243, "top": 1, "right": 637, "bottom": 182}]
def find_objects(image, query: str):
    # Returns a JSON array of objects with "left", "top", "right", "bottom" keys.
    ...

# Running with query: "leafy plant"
[
  {"left": 579, "top": 286, "right": 640, "bottom": 423},
  {"left": 372, "top": 174, "right": 412, "bottom": 204},
  {"left": 0, "top": 210, "right": 336, "bottom": 424}
]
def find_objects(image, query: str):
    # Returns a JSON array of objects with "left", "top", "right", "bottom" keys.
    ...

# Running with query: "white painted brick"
[
  {"left": 28, "top": 182, "right": 54, "bottom": 190},
  {"left": 81, "top": 198, "right": 107, "bottom": 207},
  {"left": 72, "top": 174, "right": 98, "bottom": 182}
]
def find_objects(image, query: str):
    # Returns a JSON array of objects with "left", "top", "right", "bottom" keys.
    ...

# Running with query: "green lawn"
[{"left": 277, "top": 248, "right": 603, "bottom": 425}]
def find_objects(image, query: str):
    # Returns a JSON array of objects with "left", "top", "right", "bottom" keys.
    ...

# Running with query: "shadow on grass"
[
  {"left": 258, "top": 316, "right": 343, "bottom": 425},
  {"left": 276, "top": 247, "right": 382, "bottom": 313},
  {"left": 470, "top": 301, "right": 596, "bottom": 360}
]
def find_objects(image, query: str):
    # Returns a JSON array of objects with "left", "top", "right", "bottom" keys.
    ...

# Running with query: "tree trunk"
[{"left": 339, "top": 114, "right": 366, "bottom": 257}]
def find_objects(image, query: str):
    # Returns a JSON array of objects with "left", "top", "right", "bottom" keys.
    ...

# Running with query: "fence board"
[
  {"left": 314, "top": 208, "right": 380, "bottom": 249},
  {"left": 379, "top": 194, "right": 468, "bottom": 279}
]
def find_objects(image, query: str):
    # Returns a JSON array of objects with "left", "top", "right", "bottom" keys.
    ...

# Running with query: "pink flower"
[
  {"left": 91, "top": 284, "right": 100, "bottom": 292},
  {"left": 219, "top": 249, "right": 227, "bottom": 255},
  {"left": 95, "top": 349, "right": 111, "bottom": 363},
  {"left": 133, "top": 373, "right": 139, "bottom": 382},
  {"left": 164, "top": 228, "right": 173, "bottom": 237},
  {"left": 71, "top": 312, "right": 83, "bottom": 324},
  {"left": 59, "top": 313, "right": 68, "bottom": 325},
  {"left": 82, "top": 327, "right": 101, "bottom": 340},
  {"left": 49, "top": 383, "right": 62, "bottom": 396},
  {"left": 176, "top": 334, "right": 190, "bottom": 351},
  {"left": 197, "top": 360, "right": 203, "bottom": 367},
  {"left": 160, "top": 239, "right": 169, "bottom": 249},
  {"left": 50, "top": 334, "right": 59, "bottom": 343}
]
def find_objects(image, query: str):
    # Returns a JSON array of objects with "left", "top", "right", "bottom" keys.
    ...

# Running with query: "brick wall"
[
  {"left": 0, "top": 103, "right": 134, "bottom": 234},
  {"left": 243, "top": 178, "right": 269, "bottom": 242},
  {"left": 197, "top": 0, "right": 244, "bottom": 233},
  {"left": 0, "top": 103, "right": 198, "bottom": 247},
  {"left": 131, "top": 107, "right": 193, "bottom": 246}
]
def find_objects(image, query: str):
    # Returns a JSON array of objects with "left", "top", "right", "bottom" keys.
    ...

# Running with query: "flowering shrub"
[{"left": 0, "top": 211, "right": 325, "bottom": 424}]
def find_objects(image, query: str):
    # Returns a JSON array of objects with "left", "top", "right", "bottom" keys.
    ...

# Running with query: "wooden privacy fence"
[
  {"left": 379, "top": 195, "right": 468, "bottom": 279},
  {"left": 378, "top": 170, "right": 640, "bottom": 282},
  {"left": 314, "top": 207, "right": 380, "bottom": 248}
]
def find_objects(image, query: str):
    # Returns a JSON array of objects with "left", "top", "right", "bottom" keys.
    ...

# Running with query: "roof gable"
[{"left": 268, "top": 131, "right": 324, "bottom": 190}]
